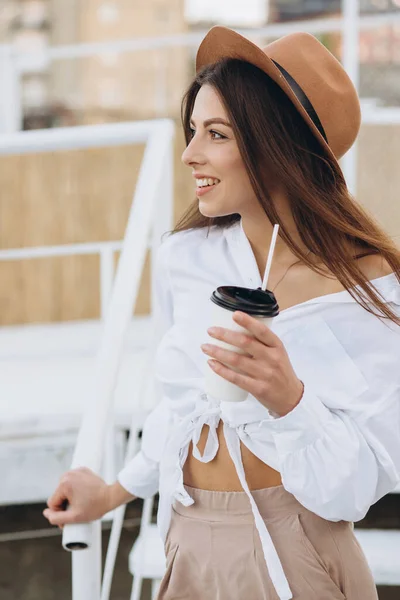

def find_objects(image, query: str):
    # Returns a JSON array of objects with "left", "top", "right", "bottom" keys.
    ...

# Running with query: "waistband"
[{"left": 173, "top": 484, "right": 307, "bottom": 523}]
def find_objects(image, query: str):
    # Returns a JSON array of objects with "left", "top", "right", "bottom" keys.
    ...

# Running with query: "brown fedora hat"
[{"left": 196, "top": 26, "right": 361, "bottom": 162}]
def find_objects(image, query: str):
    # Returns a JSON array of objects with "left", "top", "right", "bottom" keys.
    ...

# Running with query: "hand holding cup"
[{"left": 202, "top": 310, "right": 304, "bottom": 416}]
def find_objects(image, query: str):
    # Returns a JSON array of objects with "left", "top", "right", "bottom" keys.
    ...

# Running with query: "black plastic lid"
[{"left": 210, "top": 286, "right": 279, "bottom": 317}]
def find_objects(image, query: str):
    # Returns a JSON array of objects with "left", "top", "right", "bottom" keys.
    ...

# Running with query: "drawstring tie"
[{"left": 170, "top": 392, "right": 293, "bottom": 600}]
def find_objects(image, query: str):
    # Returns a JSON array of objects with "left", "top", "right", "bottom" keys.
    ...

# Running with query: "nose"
[{"left": 181, "top": 134, "right": 207, "bottom": 168}]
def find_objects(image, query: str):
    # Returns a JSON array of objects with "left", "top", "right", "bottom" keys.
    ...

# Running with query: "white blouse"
[{"left": 118, "top": 218, "right": 400, "bottom": 600}]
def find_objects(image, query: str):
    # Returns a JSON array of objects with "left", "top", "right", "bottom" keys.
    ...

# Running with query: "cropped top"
[{"left": 118, "top": 219, "right": 400, "bottom": 600}]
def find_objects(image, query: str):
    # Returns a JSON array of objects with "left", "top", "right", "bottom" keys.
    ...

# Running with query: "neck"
[{"left": 240, "top": 203, "right": 309, "bottom": 268}]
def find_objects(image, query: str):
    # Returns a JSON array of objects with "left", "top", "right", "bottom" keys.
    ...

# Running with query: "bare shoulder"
[{"left": 356, "top": 252, "right": 393, "bottom": 281}]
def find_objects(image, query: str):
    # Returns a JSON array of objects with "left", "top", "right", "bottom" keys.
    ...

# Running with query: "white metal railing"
[
  {"left": 0, "top": 45, "right": 21, "bottom": 134},
  {"left": 0, "top": 119, "right": 175, "bottom": 599},
  {"left": 340, "top": 0, "right": 359, "bottom": 195},
  {"left": 0, "top": 119, "right": 171, "bottom": 154},
  {"left": 0, "top": 241, "right": 123, "bottom": 319},
  {"left": 361, "top": 106, "right": 400, "bottom": 125},
  {"left": 7, "top": 11, "right": 400, "bottom": 67}
]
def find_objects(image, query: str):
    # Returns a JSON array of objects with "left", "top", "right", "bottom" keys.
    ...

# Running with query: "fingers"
[
  {"left": 232, "top": 311, "right": 281, "bottom": 348},
  {"left": 43, "top": 467, "right": 103, "bottom": 528},
  {"left": 207, "top": 324, "right": 268, "bottom": 360},
  {"left": 47, "top": 481, "right": 70, "bottom": 510},
  {"left": 207, "top": 359, "right": 261, "bottom": 398},
  {"left": 43, "top": 507, "right": 81, "bottom": 527},
  {"left": 206, "top": 336, "right": 259, "bottom": 363},
  {"left": 44, "top": 472, "right": 74, "bottom": 524},
  {"left": 46, "top": 468, "right": 87, "bottom": 510},
  {"left": 205, "top": 345, "right": 260, "bottom": 378}
]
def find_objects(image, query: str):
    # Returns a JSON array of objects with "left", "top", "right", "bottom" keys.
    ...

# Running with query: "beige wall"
[
  {"left": 49, "top": 0, "right": 81, "bottom": 109},
  {"left": 78, "top": 0, "right": 189, "bottom": 120},
  {"left": 47, "top": 0, "right": 189, "bottom": 120},
  {"left": 357, "top": 124, "right": 400, "bottom": 247}
]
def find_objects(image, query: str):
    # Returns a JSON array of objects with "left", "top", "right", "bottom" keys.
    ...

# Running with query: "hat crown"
[
  {"left": 196, "top": 27, "right": 361, "bottom": 160},
  {"left": 262, "top": 32, "right": 360, "bottom": 158}
]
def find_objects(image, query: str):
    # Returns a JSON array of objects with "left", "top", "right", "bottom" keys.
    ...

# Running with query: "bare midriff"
[{"left": 183, "top": 422, "right": 282, "bottom": 490}]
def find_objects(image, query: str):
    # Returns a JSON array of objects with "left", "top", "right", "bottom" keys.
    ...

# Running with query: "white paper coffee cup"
[{"left": 204, "top": 300, "right": 275, "bottom": 403}]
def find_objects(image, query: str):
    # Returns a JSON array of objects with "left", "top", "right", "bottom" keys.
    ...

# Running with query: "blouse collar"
[{"left": 223, "top": 218, "right": 263, "bottom": 289}]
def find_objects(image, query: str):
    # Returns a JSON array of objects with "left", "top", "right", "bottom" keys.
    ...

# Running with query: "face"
[{"left": 181, "top": 84, "right": 258, "bottom": 218}]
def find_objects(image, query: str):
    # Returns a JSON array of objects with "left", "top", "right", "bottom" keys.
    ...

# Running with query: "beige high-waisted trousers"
[{"left": 156, "top": 484, "right": 378, "bottom": 600}]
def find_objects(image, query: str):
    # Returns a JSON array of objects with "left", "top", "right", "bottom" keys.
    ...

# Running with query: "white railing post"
[
  {"left": 340, "top": 0, "right": 360, "bottom": 196},
  {"left": 72, "top": 521, "right": 102, "bottom": 600},
  {"left": 100, "top": 132, "right": 174, "bottom": 600},
  {"left": 100, "top": 430, "right": 140, "bottom": 600},
  {"left": 100, "top": 246, "right": 115, "bottom": 320},
  {"left": 0, "top": 45, "right": 22, "bottom": 133},
  {"left": 151, "top": 137, "right": 174, "bottom": 316},
  {"left": 102, "top": 426, "right": 117, "bottom": 513},
  {"left": 155, "top": 50, "right": 168, "bottom": 117}
]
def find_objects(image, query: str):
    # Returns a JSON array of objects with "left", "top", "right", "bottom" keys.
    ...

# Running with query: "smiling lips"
[
  {"left": 196, "top": 177, "right": 220, "bottom": 187},
  {"left": 194, "top": 176, "right": 220, "bottom": 196}
]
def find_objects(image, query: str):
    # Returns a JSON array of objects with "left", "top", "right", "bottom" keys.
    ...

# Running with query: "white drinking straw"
[{"left": 261, "top": 224, "right": 280, "bottom": 292}]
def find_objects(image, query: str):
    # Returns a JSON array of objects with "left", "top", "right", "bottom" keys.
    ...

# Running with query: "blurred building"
[
  {"left": 185, "top": 0, "right": 269, "bottom": 27},
  {"left": 270, "top": 0, "right": 400, "bottom": 105},
  {"left": 271, "top": 0, "right": 400, "bottom": 20},
  {"left": 0, "top": 0, "right": 189, "bottom": 129},
  {"left": 76, "top": 0, "right": 188, "bottom": 125},
  {"left": 269, "top": 0, "right": 340, "bottom": 21},
  {"left": 0, "top": 0, "right": 53, "bottom": 128}
]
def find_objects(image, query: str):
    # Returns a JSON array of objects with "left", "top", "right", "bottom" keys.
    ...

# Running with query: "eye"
[
  {"left": 188, "top": 127, "right": 226, "bottom": 140},
  {"left": 210, "top": 130, "right": 226, "bottom": 140}
]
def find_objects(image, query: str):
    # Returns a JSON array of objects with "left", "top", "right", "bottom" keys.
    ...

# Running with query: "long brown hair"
[{"left": 170, "top": 58, "right": 400, "bottom": 325}]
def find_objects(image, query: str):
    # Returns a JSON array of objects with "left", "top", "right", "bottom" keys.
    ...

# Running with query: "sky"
[{"left": 185, "top": 0, "right": 269, "bottom": 27}]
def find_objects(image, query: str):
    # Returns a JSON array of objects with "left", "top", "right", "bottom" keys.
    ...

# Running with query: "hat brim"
[{"left": 196, "top": 26, "right": 337, "bottom": 165}]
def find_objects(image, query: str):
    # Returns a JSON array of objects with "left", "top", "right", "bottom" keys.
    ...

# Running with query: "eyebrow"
[{"left": 189, "top": 117, "right": 232, "bottom": 128}]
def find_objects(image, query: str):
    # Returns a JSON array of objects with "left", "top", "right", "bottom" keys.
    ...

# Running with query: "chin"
[
  {"left": 198, "top": 205, "right": 218, "bottom": 218},
  {"left": 198, "top": 203, "right": 232, "bottom": 219},
  {"left": 199, "top": 210, "right": 218, "bottom": 218}
]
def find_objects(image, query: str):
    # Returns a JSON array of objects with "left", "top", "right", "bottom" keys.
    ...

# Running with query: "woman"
[{"left": 43, "top": 27, "right": 400, "bottom": 600}]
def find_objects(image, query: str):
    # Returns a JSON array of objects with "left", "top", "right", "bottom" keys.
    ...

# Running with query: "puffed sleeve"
[
  {"left": 118, "top": 237, "right": 174, "bottom": 498},
  {"left": 262, "top": 384, "right": 400, "bottom": 522},
  {"left": 259, "top": 297, "right": 400, "bottom": 522}
]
